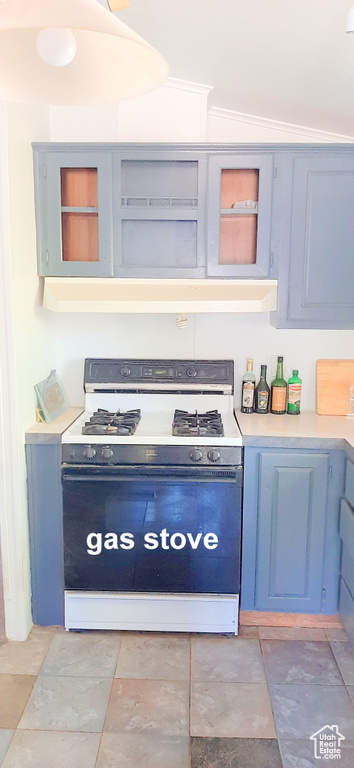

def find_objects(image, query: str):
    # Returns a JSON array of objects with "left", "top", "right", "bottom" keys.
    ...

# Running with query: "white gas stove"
[
  {"left": 61, "top": 359, "right": 243, "bottom": 634},
  {"left": 63, "top": 393, "right": 242, "bottom": 446}
]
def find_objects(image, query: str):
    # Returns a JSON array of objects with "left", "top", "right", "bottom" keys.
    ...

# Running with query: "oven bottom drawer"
[{"left": 64, "top": 591, "right": 239, "bottom": 634}]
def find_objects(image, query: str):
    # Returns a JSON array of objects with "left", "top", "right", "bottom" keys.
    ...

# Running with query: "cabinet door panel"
[
  {"left": 256, "top": 452, "right": 328, "bottom": 612},
  {"left": 40, "top": 151, "right": 113, "bottom": 277},
  {"left": 288, "top": 155, "right": 354, "bottom": 325},
  {"left": 339, "top": 578, "right": 354, "bottom": 644},
  {"left": 345, "top": 459, "right": 354, "bottom": 509},
  {"left": 207, "top": 154, "right": 273, "bottom": 277}
]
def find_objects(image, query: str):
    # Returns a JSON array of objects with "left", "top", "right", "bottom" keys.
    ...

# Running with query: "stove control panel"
[
  {"left": 62, "top": 444, "right": 242, "bottom": 467},
  {"left": 84, "top": 358, "right": 234, "bottom": 392}
]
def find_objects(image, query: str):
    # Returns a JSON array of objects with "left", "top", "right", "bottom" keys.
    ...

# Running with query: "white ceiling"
[{"left": 98, "top": 0, "right": 354, "bottom": 136}]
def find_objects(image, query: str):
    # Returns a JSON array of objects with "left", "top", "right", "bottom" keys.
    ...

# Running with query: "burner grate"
[
  {"left": 82, "top": 408, "right": 141, "bottom": 436},
  {"left": 172, "top": 409, "right": 224, "bottom": 437}
]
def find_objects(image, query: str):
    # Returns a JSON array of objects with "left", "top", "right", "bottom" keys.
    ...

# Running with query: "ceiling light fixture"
[
  {"left": 0, "top": 0, "right": 169, "bottom": 105},
  {"left": 107, "top": 1, "right": 130, "bottom": 10},
  {"left": 346, "top": 3, "right": 354, "bottom": 32},
  {"left": 36, "top": 28, "right": 77, "bottom": 68}
]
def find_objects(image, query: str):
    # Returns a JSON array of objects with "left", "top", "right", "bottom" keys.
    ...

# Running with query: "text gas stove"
[{"left": 62, "top": 359, "right": 243, "bottom": 634}]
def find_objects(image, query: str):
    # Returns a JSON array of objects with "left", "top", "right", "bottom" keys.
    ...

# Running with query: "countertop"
[
  {"left": 25, "top": 407, "right": 83, "bottom": 444},
  {"left": 25, "top": 407, "right": 354, "bottom": 457},
  {"left": 235, "top": 410, "right": 354, "bottom": 456}
]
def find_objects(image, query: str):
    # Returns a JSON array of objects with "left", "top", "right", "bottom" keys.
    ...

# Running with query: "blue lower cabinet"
[
  {"left": 339, "top": 578, "right": 354, "bottom": 644},
  {"left": 339, "top": 461, "right": 354, "bottom": 642},
  {"left": 25, "top": 441, "right": 64, "bottom": 626},
  {"left": 241, "top": 448, "right": 342, "bottom": 614}
]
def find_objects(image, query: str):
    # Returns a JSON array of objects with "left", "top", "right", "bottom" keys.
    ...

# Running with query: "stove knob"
[
  {"left": 208, "top": 450, "right": 221, "bottom": 463},
  {"left": 190, "top": 449, "right": 203, "bottom": 462},
  {"left": 102, "top": 448, "right": 114, "bottom": 460},
  {"left": 84, "top": 447, "right": 96, "bottom": 459},
  {"left": 121, "top": 366, "right": 131, "bottom": 377},
  {"left": 186, "top": 367, "right": 197, "bottom": 378}
]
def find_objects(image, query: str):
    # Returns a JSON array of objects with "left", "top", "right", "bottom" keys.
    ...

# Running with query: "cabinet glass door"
[
  {"left": 207, "top": 155, "right": 273, "bottom": 277},
  {"left": 43, "top": 152, "right": 113, "bottom": 276}
]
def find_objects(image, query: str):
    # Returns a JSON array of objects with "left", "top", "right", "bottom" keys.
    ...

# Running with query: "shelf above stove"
[{"left": 42, "top": 278, "right": 278, "bottom": 314}]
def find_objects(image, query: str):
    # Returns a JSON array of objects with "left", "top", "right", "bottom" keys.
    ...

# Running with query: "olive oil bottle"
[{"left": 270, "top": 356, "right": 287, "bottom": 414}]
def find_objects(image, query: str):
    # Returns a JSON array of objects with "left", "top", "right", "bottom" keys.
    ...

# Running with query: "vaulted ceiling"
[{"left": 98, "top": 0, "right": 354, "bottom": 137}]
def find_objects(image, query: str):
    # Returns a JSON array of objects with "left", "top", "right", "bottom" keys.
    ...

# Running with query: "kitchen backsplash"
[{"left": 53, "top": 312, "right": 354, "bottom": 412}]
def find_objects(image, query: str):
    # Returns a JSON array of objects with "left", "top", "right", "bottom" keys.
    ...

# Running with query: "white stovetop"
[{"left": 62, "top": 393, "right": 242, "bottom": 446}]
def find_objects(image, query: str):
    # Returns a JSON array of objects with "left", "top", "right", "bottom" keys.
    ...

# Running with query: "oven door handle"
[{"left": 62, "top": 465, "right": 243, "bottom": 485}]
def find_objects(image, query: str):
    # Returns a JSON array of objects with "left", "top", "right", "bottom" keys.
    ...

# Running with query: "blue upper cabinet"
[
  {"left": 206, "top": 154, "right": 274, "bottom": 277},
  {"left": 34, "top": 148, "right": 114, "bottom": 277},
  {"left": 272, "top": 151, "right": 354, "bottom": 328},
  {"left": 33, "top": 143, "right": 354, "bottom": 296},
  {"left": 112, "top": 150, "right": 207, "bottom": 278}
]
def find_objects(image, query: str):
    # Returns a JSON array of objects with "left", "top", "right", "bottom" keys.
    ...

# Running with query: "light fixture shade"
[
  {"left": 0, "top": 0, "right": 169, "bottom": 105},
  {"left": 346, "top": 4, "right": 354, "bottom": 32},
  {"left": 108, "top": 1, "right": 130, "bottom": 10}
]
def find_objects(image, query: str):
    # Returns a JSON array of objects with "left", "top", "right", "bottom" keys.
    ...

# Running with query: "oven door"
[{"left": 62, "top": 464, "right": 242, "bottom": 595}]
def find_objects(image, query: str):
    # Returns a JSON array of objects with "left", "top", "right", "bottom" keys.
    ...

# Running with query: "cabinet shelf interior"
[
  {"left": 61, "top": 212, "right": 99, "bottom": 263},
  {"left": 121, "top": 196, "right": 198, "bottom": 208},
  {"left": 219, "top": 169, "right": 259, "bottom": 266},
  {"left": 121, "top": 160, "right": 198, "bottom": 201},
  {"left": 60, "top": 168, "right": 99, "bottom": 263}
]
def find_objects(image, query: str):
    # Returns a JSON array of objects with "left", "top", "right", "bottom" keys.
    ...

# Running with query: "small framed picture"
[{"left": 34, "top": 370, "right": 69, "bottom": 423}]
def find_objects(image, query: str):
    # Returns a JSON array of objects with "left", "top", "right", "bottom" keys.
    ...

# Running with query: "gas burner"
[
  {"left": 172, "top": 409, "right": 224, "bottom": 437},
  {"left": 82, "top": 409, "right": 141, "bottom": 436}
]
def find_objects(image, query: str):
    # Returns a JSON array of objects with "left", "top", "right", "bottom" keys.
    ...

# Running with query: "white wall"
[
  {"left": 49, "top": 78, "right": 212, "bottom": 143},
  {"left": 48, "top": 80, "right": 354, "bottom": 412},
  {"left": 53, "top": 313, "right": 354, "bottom": 413},
  {"left": 0, "top": 102, "right": 53, "bottom": 639}
]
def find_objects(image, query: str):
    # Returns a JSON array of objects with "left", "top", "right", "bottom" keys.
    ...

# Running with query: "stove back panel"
[{"left": 84, "top": 359, "right": 234, "bottom": 392}]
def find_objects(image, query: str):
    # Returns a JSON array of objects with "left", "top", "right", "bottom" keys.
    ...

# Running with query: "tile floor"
[{"left": 0, "top": 625, "right": 353, "bottom": 767}]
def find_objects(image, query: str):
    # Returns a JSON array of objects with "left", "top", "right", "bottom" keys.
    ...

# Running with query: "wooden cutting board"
[{"left": 316, "top": 359, "right": 354, "bottom": 415}]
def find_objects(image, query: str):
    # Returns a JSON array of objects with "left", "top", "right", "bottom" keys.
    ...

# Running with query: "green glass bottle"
[
  {"left": 270, "top": 356, "right": 287, "bottom": 414},
  {"left": 287, "top": 369, "right": 302, "bottom": 415}
]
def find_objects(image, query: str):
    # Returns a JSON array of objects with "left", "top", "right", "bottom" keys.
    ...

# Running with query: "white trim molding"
[
  {"left": 163, "top": 77, "right": 213, "bottom": 97},
  {"left": 0, "top": 102, "right": 32, "bottom": 641},
  {"left": 208, "top": 106, "right": 354, "bottom": 144}
]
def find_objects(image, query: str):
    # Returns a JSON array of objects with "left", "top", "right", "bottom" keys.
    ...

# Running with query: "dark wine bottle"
[{"left": 254, "top": 364, "right": 270, "bottom": 414}]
